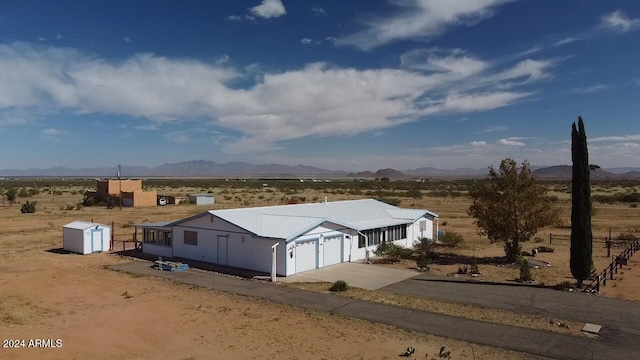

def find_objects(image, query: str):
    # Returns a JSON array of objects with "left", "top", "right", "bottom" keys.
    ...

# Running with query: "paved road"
[
  {"left": 383, "top": 273, "right": 640, "bottom": 337},
  {"left": 110, "top": 261, "right": 640, "bottom": 360}
]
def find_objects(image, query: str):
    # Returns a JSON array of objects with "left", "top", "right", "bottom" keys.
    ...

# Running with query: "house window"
[
  {"left": 388, "top": 225, "right": 407, "bottom": 242},
  {"left": 158, "top": 231, "right": 172, "bottom": 247},
  {"left": 143, "top": 229, "right": 156, "bottom": 244},
  {"left": 184, "top": 230, "right": 198, "bottom": 246},
  {"left": 358, "top": 228, "right": 386, "bottom": 248},
  {"left": 143, "top": 229, "right": 172, "bottom": 246}
]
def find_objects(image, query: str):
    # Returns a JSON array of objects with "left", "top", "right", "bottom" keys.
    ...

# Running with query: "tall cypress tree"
[{"left": 570, "top": 116, "right": 593, "bottom": 287}]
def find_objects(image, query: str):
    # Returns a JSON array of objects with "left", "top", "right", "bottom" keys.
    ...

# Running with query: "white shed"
[
  {"left": 63, "top": 221, "right": 111, "bottom": 254},
  {"left": 188, "top": 194, "right": 215, "bottom": 206}
]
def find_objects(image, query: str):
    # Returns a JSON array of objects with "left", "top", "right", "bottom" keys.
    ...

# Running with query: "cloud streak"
[
  {"left": 336, "top": 0, "right": 518, "bottom": 50},
  {"left": 0, "top": 42, "right": 552, "bottom": 153}
]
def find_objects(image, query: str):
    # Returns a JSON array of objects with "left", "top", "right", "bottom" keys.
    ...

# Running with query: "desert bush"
[
  {"left": 534, "top": 236, "right": 545, "bottom": 243},
  {"left": 537, "top": 246, "right": 554, "bottom": 253},
  {"left": 405, "top": 188, "right": 423, "bottom": 199},
  {"left": 630, "top": 203, "right": 638, "bottom": 208},
  {"left": 20, "top": 201, "right": 37, "bottom": 214},
  {"left": 457, "top": 265, "right": 470, "bottom": 274},
  {"left": 617, "top": 233, "right": 638, "bottom": 241},
  {"left": 440, "top": 231, "right": 464, "bottom": 247},
  {"left": 416, "top": 251, "right": 430, "bottom": 272},
  {"left": 330, "top": 280, "right": 348, "bottom": 292},
  {"left": 373, "top": 242, "right": 412, "bottom": 262},
  {"left": 27, "top": 188, "right": 40, "bottom": 196},
  {"left": 18, "top": 188, "right": 30, "bottom": 198},
  {"left": 441, "top": 221, "right": 448, "bottom": 226},
  {"left": 504, "top": 242, "right": 522, "bottom": 262},
  {"left": 375, "top": 197, "right": 401, "bottom": 206},
  {"left": 470, "top": 257, "right": 480, "bottom": 274},
  {"left": 519, "top": 259, "right": 532, "bottom": 282},
  {"left": 558, "top": 281, "right": 573, "bottom": 290},
  {"left": 414, "top": 237, "right": 432, "bottom": 253}
]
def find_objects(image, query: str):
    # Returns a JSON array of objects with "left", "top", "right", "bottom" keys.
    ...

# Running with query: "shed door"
[
  {"left": 217, "top": 235, "right": 228, "bottom": 266},
  {"left": 91, "top": 230, "right": 103, "bottom": 253},
  {"left": 323, "top": 236, "right": 342, "bottom": 267},
  {"left": 295, "top": 240, "right": 317, "bottom": 273}
]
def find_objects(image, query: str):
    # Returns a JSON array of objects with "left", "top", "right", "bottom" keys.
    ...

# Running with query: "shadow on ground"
[
  {"left": 430, "top": 251, "right": 511, "bottom": 266},
  {"left": 113, "top": 249, "right": 269, "bottom": 279},
  {"left": 45, "top": 248, "right": 75, "bottom": 255}
]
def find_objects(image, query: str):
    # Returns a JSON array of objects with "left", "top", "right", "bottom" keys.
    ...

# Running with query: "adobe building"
[{"left": 86, "top": 179, "right": 157, "bottom": 207}]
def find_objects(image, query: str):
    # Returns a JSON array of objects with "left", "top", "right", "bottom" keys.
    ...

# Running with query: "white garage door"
[
  {"left": 323, "top": 236, "right": 342, "bottom": 267},
  {"left": 295, "top": 240, "right": 317, "bottom": 274}
]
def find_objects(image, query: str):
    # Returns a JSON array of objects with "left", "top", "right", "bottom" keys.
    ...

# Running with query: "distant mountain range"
[
  {"left": 1, "top": 160, "right": 640, "bottom": 179},
  {"left": 531, "top": 166, "right": 640, "bottom": 180}
]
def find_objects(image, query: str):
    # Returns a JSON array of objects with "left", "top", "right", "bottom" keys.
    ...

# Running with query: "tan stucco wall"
[{"left": 132, "top": 190, "right": 157, "bottom": 207}]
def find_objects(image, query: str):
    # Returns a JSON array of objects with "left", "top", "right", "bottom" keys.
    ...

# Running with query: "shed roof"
[
  {"left": 63, "top": 221, "right": 108, "bottom": 230},
  {"left": 173, "top": 198, "right": 437, "bottom": 241}
]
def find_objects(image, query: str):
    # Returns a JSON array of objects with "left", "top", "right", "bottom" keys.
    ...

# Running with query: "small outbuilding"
[
  {"left": 188, "top": 194, "right": 215, "bottom": 206},
  {"left": 63, "top": 221, "right": 111, "bottom": 254}
]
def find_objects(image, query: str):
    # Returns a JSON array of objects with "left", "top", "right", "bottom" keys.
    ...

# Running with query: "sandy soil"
[
  {"left": 0, "top": 252, "right": 532, "bottom": 360},
  {"left": 1, "top": 183, "right": 639, "bottom": 359}
]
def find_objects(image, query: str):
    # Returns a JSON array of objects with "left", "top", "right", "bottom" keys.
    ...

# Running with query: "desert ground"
[{"left": 1, "top": 178, "right": 639, "bottom": 359}]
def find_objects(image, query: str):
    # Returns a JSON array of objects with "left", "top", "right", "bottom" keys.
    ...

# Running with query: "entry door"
[
  {"left": 217, "top": 235, "right": 228, "bottom": 266},
  {"left": 295, "top": 240, "right": 317, "bottom": 273},
  {"left": 91, "top": 230, "right": 103, "bottom": 253},
  {"left": 323, "top": 236, "right": 342, "bottom": 267}
]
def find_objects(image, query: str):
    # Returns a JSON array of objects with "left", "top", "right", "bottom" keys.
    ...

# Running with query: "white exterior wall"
[
  {"left": 63, "top": 225, "right": 110, "bottom": 254},
  {"left": 63, "top": 228, "right": 84, "bottom": 254},
  {"left": 167, "top": 214, "right": 286, "bottom": 275},
  {"left": 143, "top": 243, "right": 173, "bottom": 258},
  {"left": 408, "top": 216, "right": 435, "bottom": 244},
  {"left": 285, "top": 224, "right": 350, "bottom": 276},
  {"left": 189, "top": 196, "right": 215, "bottom": 205}
]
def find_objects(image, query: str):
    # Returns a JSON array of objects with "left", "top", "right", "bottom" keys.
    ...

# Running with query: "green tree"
[
  {"left": 570, "top": 117, "right": 593, "bottom": 288},
  {"left": 468, "top": 159, "right": 560, "bottom": 262},
  {"left": 5, "top": 188, "right": 17, "bottom": 206}
]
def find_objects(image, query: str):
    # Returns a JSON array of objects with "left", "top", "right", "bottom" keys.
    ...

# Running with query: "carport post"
[{"left": 271, "top": 243, "right": 279, "bottom": 283}]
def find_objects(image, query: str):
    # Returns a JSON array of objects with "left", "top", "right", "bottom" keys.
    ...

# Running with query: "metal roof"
[
  {"left": 63, "top": 221, "right": 108, "bottom": 230},
  {"left": 132, "top": 221, "right": 174, "bottom": 228},
  {"left": 201, "top": 198, "right": 438, "bottom": 241}
]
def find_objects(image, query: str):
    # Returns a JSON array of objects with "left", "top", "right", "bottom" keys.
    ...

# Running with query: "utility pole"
[{"left": 118, "top": 164, "right": 122, "bottom": 210}]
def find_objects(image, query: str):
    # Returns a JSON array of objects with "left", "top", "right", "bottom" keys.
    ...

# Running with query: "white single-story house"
[
  {"left": 188, "top": 194, "right": 215, "bottom": 206},
  {"left": 138, "top": 199, "right": 438, "bottom": 276},
  {"left": 63, "top": 221, "right": 111, "bottom": 254}
]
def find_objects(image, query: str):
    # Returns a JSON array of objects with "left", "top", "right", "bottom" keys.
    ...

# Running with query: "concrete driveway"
[{"left": 279, "top": 262, "right": 418, "bottom": 290}]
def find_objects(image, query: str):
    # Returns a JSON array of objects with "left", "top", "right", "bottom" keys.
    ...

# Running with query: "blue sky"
[{"left": 1, "top": 0, "right": 639, "bottom": 171}]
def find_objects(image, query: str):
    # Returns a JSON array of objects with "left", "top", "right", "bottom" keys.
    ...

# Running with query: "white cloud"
[
  {"left": 0, "top": 42, "right": 551, "bottom": 153},
  {"left": 37, "top": 36, "right": 45, "bottom": 41},
  {"left": 41, "top": 128, "right": 69, "bottom": 139},
  {"left": 300, "top": 38, "right": 313, "bottom": 45},
  {"left": 55, "top": 33, "right": 62, "bottom": 41},
  {"left": 249, "top": 0, "right": 286, "bottom": 19},
  {"left": 336, "top": 0, "right": 518, "bottom": 50},
  {"left": 590, "top": 134, "right": 640, "bottom": 142},
  {"left": 479, "top": 125, "right": 507, "bottom": 133},
  {"left": 226, "top": 15, "right": 243, "bottom": 22},
  {"left": 568, "top": 84, "right": 610, "bottom": 94},
  {"left": 123, "top": 37, "right": 133, "bottom": 43},
  {"left": 312, "top": 7, "right": 325, "bottom": 16},
  {"left": 497, "top": 138, "right": 525, "bottom": 146},
  {"left": 600, "top": 10, "right": 640, "bottom": 33}
]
